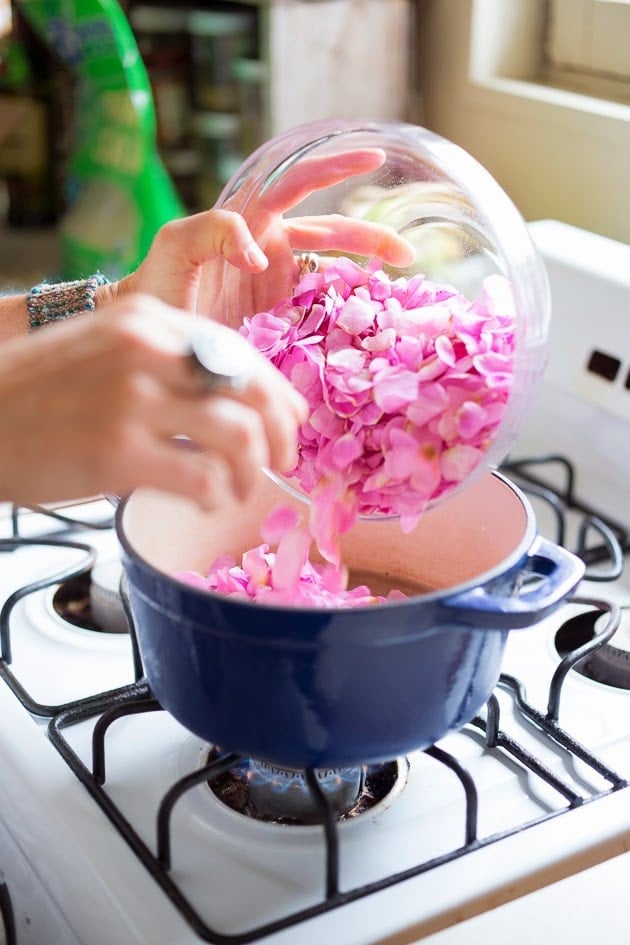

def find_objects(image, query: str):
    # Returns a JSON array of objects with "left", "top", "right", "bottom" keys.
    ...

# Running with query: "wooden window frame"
[{"left": 545, "top": 0, "right": 630, "bottom": 95}]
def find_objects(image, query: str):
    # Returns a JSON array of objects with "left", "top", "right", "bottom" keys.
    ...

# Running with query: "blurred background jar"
[
  {"left": 188, "top": 6, "right": 256, "bottom": 113},
  {"left": 162, "top": 147, "right": 201, "bottom": 212},
  {"left": 232, "top": 56, "right": 268, "bottom": 157},
  {"left": 129, "top": 4, "right": 191, "bottom": 151},
  {"left": 192, "top": 109, "right": 242, "bottom": 209}
]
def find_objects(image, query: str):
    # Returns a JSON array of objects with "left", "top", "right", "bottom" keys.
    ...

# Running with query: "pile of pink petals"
[
  {"left": 173, "top": 505, "right": 407, "bottom": 608},
  {"left": 240, "top": 257, "right": 516, "bottom": 564}
]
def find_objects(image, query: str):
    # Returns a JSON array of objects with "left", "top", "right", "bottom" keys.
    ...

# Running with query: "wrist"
[
  {"left": 94, "top": 276, "right": 121, "bottom": 309},
  {"left": 108, "top": 271, "right": 137, "bottom": 302}
]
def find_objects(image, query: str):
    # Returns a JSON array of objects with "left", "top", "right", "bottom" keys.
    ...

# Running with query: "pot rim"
[{"left": 115, "top": 470, "right": 538, "bottom": 615}]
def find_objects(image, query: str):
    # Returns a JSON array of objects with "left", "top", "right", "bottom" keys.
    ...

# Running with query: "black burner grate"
[{"left": 44, "top": 605, "right": 626, "bottom": 944}]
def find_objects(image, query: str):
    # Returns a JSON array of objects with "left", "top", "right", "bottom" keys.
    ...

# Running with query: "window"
[
  {"left": 545, "top": 0, "right": 630, "bottom": 100},
  {"left": 416, "top": 0, "right": 630, "bottom": 242}
]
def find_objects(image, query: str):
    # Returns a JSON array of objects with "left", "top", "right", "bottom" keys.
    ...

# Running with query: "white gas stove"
[{"left": 0, "top": 220, "right": 629, "bottom": 945}]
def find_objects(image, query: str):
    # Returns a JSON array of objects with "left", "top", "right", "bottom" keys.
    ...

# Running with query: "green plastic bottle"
[{"left": 17, "top": 0, "right": 185, "bottom": 279}]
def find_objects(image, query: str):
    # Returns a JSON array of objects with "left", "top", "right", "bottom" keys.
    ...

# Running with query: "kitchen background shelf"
[
  {"left": 127, "top": 0, "right": 414, "bottom": 212},
  {"left": 0, "top": 0, "right": 414, "bottom": 285}
]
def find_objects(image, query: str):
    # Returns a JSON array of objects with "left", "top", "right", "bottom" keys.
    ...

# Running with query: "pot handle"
[{"left": 444, "top": 536, "right": 585, "bottom": 629}]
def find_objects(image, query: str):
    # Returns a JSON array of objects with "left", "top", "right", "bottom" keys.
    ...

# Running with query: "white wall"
[
  {"left": 414, "top": 0, "right": 630, "bottom": 243},
  {"left": 267, "top": 0, "right": 413, "bottom": 132}
]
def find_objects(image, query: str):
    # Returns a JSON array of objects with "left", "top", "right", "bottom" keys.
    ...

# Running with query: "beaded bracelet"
[{"left": 27, "top": 273, "right": 110, "bottom": 331}]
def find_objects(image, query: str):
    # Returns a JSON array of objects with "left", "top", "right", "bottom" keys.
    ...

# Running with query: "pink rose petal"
[
  {"left": 261, "top": 505, "right": 301, "bottom": 544},
  {"left": 272, "top": 525, "right": 312, "bottom": 591},
  {"left": 171, "top": 570, "right": 210, "bottom": 591}
]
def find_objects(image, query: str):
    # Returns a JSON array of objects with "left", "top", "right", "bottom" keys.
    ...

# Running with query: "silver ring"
[
  {"left": 298, "top": 252, "right": 319, "bottom": 278},
  {"left": 188, "top": 323, "right": 254, "bottom": 394}
]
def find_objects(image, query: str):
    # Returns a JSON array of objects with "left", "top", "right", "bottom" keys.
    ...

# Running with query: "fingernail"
[{"left": 245, "top": 242, "right": 268, "bottom": 270}]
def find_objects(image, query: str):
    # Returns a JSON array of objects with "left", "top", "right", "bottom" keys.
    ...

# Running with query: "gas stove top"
[{"left": 1, "top": 220, "right": 629, "bottom": 945}]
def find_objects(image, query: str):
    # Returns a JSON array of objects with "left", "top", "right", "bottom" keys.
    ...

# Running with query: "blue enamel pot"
[{"left": 116, "top": 470, "right": 584, "bottom": 769}]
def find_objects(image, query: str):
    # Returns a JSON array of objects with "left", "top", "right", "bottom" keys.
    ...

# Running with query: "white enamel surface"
[{"left": 513, "top": 220, "right": 630, "bottom": 524}]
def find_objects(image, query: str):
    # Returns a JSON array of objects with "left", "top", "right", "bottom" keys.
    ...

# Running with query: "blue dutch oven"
[{"left": 116, "top": 469, "right": 584, "bottom": 769}]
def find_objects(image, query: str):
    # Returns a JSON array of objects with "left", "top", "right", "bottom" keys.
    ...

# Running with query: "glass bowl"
[{"left": 202, "top": 119, "right": 550, "bottom": 522}]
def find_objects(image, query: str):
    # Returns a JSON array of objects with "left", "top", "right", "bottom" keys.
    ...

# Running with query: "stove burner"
[
  {"left": 52, "top": 560, "right": 128, "bottom": 634},
  {"left": 248, "top": 759, "right": 364, "bottom": 822},
  {"left": 207, "top": 751, "right": 400, "bottom": 825},
  {"left": 555, "top": 605, "right": 630, "bottom": 690},
  {"left": 53, "top": 573, "right": 100, "bottom": 630}
]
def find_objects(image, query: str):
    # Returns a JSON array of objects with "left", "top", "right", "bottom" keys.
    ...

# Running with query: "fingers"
[
  {"left": 195, "top": 382, "right": 305, "bottom": 477},
  {"left": 189, "top": 317, "right": 306, "bottom": 393},
  {"left": 114, "top": 434, "right": 236, "bottom": 511},
  {"left": 93, "top": 377, "right": 303, "bottom": 508},
  {"left": 167, "top": 398, "right": 271, "bottom": 502},
  {"left": 158, "top": 208, "right": 268, "bottom": 271},
  {"left": 131, "top": 380, "right": 303, "bottom": 506},
  {"left": 261, "top": 148, "right": 387, "bottom": 215},
  {"left": 145, "top": 384, "right": 305, "bottom": 504},
  {"left": 127, "top": 210, "right": 269, "bottom": 309},
  {"left": 70, "top": 298, "right": 306, "bottom": 505},
  {"left": 139, "top": 307, "right": 307, "bottom": 494},
  {"left": 157, "top": 363, "right": 305, "bottom": 485},
  {"left": 227, "top": 368, "right": 307, "bottom": 472},
  {"left": 286, "top": 214, "right": 416, "bottom": 269}
]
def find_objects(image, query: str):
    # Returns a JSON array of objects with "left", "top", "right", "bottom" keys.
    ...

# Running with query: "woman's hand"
[
  {"left": 118, "top": 148, "right": 415, "bottom": 327},
  {"left": 0, "top": 295, "right": 306, "bottom": 507}
]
